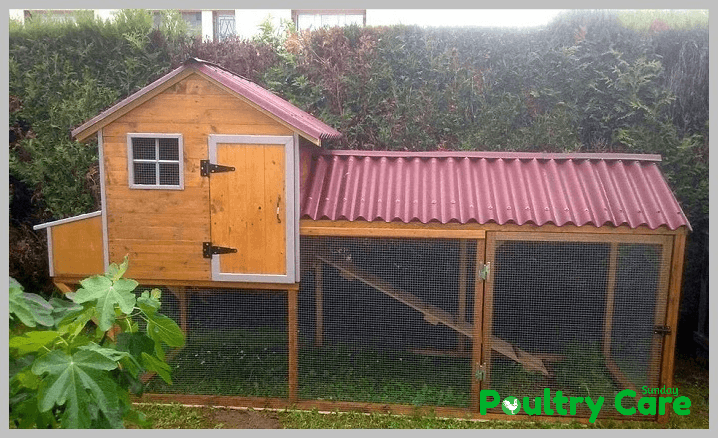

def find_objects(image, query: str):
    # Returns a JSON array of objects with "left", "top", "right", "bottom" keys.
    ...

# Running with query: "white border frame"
[
  {"left": 127, "top": 133, "right": 184, "bottom": 190},
  {"left": 208, "top": 134, "right": 297, "bottom": 283},
  {"left": 98, "top": 129, "right": 110, "bottom": 271}
]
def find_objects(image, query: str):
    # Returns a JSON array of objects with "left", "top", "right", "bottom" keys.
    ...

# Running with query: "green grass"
[
  {"left": 146, "top": 329, "right": 471, "bottom": 407},
  {"left": 146, "top": 329, "right": 708, "bottom": 428}
]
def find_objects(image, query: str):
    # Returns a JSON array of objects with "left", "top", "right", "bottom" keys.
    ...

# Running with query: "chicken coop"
[{"left": 35, "top": 58, "right": 690, "bottom": 423}]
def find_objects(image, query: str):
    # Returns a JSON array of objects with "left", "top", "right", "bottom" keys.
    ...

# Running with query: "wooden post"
[
  {"left": 288, "top": 288, "right": 299, "bottom": 403},
  {"left": 53, "top": 282, "right": 74, "bottom": 294},
  {"left": 315, "top": 262, "right": 323, "bottom": 348},
  {"left": 470, "top": 238, "right": 486, "bottom": 411},
  {"left": 457, "top": 240, "right": 468, "bottom": 354},
  {"left": 167, "top": 286, "right": 189, "bottom": 334},
  {"left": 658, "top": 232, "right": 687, "bottom": 424},
  {"left": 602, "top": 243, "right": 619, "bottom": 360}
]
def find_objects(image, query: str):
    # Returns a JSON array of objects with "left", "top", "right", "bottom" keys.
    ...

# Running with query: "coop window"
[{"left": 127, "top": 134, "right": 183, "bottom": 189}]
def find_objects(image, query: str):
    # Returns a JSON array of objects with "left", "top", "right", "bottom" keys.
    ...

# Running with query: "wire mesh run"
[
  {"left": 299, "top": 236, "right": 477, "bottom": 407},
  {"left": 485, "top": 238, "right": 668, "bottom": 419},
  {"left": 145, "top": 287, "right": 289, "bottom": 398}
]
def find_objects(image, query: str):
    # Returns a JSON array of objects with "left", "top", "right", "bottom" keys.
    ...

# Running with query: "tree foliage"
[{"left": 9, "top": 257, "right": 185, "bottom": 428}]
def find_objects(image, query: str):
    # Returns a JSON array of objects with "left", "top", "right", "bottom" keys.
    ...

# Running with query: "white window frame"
[{"left": 127, "top": 133, "right": 184, "bottom": 190}]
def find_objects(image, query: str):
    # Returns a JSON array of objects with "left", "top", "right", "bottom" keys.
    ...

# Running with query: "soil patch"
[{"left": 209, "top": 408, "right": 282, "bottom": 429}]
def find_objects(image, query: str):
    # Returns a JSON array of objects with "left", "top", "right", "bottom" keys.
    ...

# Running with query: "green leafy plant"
[{"left": 9, "top": 257, "right": 185, "bottom": 428}]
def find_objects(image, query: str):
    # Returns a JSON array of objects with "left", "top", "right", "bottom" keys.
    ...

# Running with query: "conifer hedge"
[{"left": 9, "top": 9, "right": 708, "bottom": 349}]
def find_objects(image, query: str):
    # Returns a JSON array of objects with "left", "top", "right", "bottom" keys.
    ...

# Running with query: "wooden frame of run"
[{"left": 298, "top": 219, "right": 686, "bottom": 423}]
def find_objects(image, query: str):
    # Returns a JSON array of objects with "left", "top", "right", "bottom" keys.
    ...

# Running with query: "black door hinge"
[
  {"left": 653, "top": 325, "right": 672, "bottom": 336},
  {"left": 200, "top": 160, "right": 235, "bottom": 177},
  {"left": 203, "top": 242, "right": 238, "bottom": 258}
]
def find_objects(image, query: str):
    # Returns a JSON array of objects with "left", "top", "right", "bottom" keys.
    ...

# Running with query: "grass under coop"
[
  {"left": 142, "top": 329, "right": 709, "bottom": 427},
  {"left": 137, "top": 351, "right": 709, "bottom": 428}
]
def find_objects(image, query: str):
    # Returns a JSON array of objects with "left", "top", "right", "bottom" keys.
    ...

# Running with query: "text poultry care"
[{"left": 480, "top": 387, "right": 691, "bottom": 423}]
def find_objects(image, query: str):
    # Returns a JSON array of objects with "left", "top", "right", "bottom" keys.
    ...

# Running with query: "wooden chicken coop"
[{"left": 35, "top": 58, "right": 690, "bottom": 423}]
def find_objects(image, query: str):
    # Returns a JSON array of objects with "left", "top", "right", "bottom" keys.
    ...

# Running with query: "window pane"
[
  {"left": 159, "top": 163, "right": 180, "bottom": 186},
  {"left": 158, "top": 138, "right": 180, "bottom": 161},
  {"left": 134, "top": 162, "right": 156, "bottom": 185},
  {"left": 132, "top": 138, "right": 156, "bottom": 160}
]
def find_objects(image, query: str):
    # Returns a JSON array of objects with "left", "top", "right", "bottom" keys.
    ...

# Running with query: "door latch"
[
  {"left": 479, "top": 262, "right": 491, "bottom": 281},
  {"left": 653, "top": 325, "right": 672, "bottom": 336},
  {"left": 475, "top": 363, "right": 487, "bottom": 381}
]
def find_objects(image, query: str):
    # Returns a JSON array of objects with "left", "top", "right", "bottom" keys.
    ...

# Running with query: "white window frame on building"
[
  {"left": 291, "top": 9, "right": 366, "bottom": 31},
  {"left": 127, "top": 133, "right": 184, "bottom": 190}
]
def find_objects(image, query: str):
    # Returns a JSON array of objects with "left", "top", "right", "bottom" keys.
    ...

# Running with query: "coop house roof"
[{"left": 71, "top": 58, "right": 341, "bottom": 145}]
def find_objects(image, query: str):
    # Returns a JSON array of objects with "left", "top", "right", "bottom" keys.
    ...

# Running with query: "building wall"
[{"left": 101, "top": 72, "right": 292, "bottom": 281}]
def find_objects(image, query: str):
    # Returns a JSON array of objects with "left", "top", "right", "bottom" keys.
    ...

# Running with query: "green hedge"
[{"left": 9, "top": 10, "right": 708, "bottom": 346}]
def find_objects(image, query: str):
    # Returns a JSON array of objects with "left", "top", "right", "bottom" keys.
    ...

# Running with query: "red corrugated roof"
[
  {"left": 71, "top": 58, "right": 341, "bottom": 144},
  {"left": 300, "top": 151, "right": 690, "bottom": 230}
]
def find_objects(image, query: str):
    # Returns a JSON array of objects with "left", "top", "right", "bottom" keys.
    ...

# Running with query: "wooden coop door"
[{"left": 207, "top": 135, "right": 296, "bottom": 283}]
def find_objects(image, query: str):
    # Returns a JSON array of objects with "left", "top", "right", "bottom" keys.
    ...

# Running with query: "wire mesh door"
[
  {"left": 482, "top": 232, "right": 673, "bottom": 420},
  {"left": 299, "top": 236, "right": 480, "bottom": 408}
]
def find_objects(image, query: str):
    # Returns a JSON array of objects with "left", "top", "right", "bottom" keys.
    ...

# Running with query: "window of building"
[
  {"left": 214, "top": 10, "right": 236, "bottom": 41},
  {"left": 127, "top": 134, "right": 183, "bottom": 189},
  {"left": 292, "top": 9, "right": 366, "bottom": 31}
]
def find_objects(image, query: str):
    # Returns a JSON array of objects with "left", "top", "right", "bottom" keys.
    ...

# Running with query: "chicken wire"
[
  {"left": 485, "top": 239, "right": 667, "bottom": 419},
  {"left": 144, "top": 287, "right": 289, "bottom": 398},
  {"left": 298, "top": 236, "right": 477, "bottom": 407}
]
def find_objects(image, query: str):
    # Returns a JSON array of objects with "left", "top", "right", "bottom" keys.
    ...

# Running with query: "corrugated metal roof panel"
[
  {"left": 300, "top": 151, "right": 690, "bottom": 230},
  {"left": 71, "top": 58, "right": 341, "bottom": 144}
]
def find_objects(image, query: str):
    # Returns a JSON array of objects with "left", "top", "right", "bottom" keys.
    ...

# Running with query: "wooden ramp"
[{"left": 317, "top": 255, "right": 550, "bottom": 376}]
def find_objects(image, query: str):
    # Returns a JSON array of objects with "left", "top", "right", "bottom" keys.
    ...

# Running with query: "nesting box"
[{"left": 35, "top": 58, "right": 690, "bottom": 423}]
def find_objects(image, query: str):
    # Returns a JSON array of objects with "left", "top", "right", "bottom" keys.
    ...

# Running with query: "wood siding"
[
  {"left": 102, "top": 73, "right": 293, "bottom": 281},
  {"left": 51, "top": 216, "right": 104, "bottom": 277}
]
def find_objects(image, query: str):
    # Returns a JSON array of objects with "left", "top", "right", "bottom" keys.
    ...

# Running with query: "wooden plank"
[
  {"left": 263, "top": 145, "right": 287, "bottom": 274},
  {"left": 245, "top": 145, "right": 269, "bottom": 273},
  {"left": 470, "top": 238, "right": 485, "bottom": 411},
  {"left": 457, "top": 240, "right": 468, "bottom": 353},
  {"left": 315, "top": 262, "right": 323, "bottom": 347},
  {"left": 481, "top": 234, "right": 497, "bottom": 393},
  {"left": 287, "top": 289, "right": 299, "bottom": 403},
  {"left": 302, "top": 223, "right": 486, "bottom": 239},
  {"left": 318, "top": 255, "right": 473, "bottom": 337},
  {"left": 300, "top": 219, "right": 685, "bottom": 236},
  {"left": 52, "top": 276, "right": 300, "bottom": 291},
  {"left": 650, "top": 237, "right": 674, "bottom": 392},
  {"left": 320, "top": 253, "right": 548, "bottom": 376},
  {"left": 50, "top": 216, "right": 104, "bottom": 277},
  {"left": 213, "top": 143, "right": 240, "bottom": 272},
  {"left": 658, "top": 233, "right": 686, "bottom": 424},
  {"left": 492, "top": 231, "right": 673, "bottom": 244},
  {"left": 135, "top": 394, "right": 608, "bottom": 424},
  {"left": 602, "top": 243, "right": 619, "bottom": 359},
  {"left": 118, "top": 93, "right": 286, "bottom": 126},
  {"left": 167, "top": 287, "right": 189, "bottom": 334},
  {"left": 410, "top": 348, "right": 471, "bottom": 358}
]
